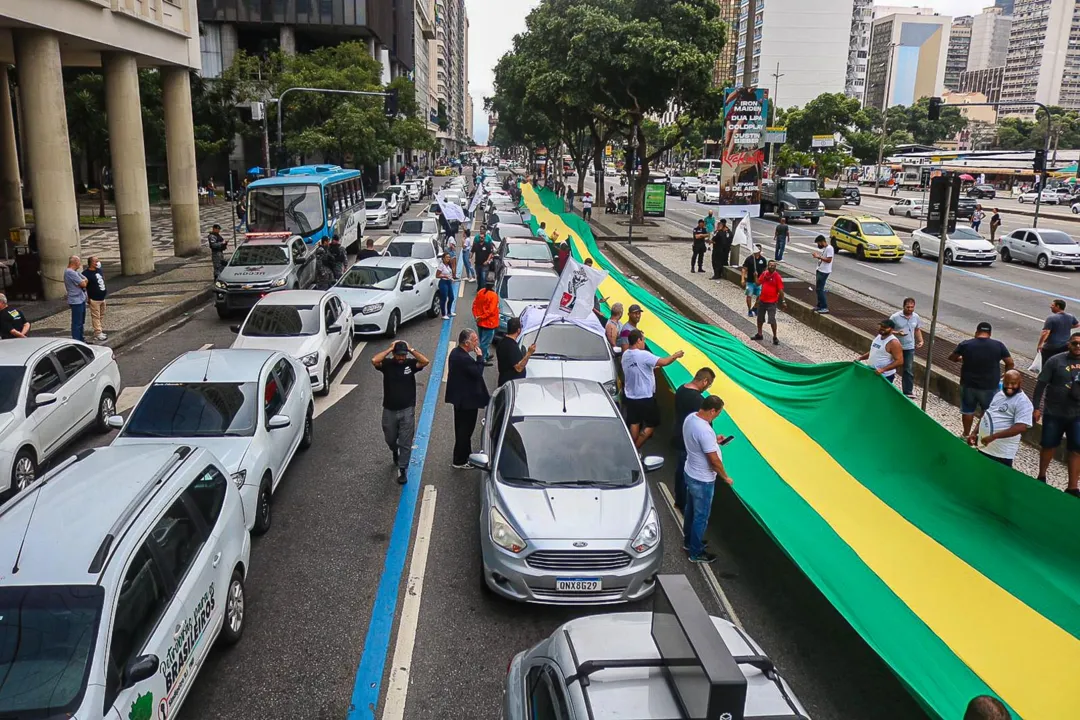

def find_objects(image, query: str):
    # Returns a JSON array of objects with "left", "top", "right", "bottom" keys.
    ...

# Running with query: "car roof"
[
  {"left": 848, "top": 215, "right": 890, "bottom": 224},
  {"left": 509, "top": 378, "right": 619, "bottom": 418},
  {"left": 501, "top": 265, "right": 557, "bottom": 277},
  {"left": 352, "top": 255, "right": 413, "bottom": 269},
  {"left": 0, "top": 445, "right": 200, "bottom": 586},
  {"left": 0, "top": 337, "right": 69, "bottom": 363},
  {"left": 241, "top": 234, "right": 296, "bottom": 246},
  {"left": 504, "top": 236, "right": 545, "bottom": 244},
  {"left": 254, "top": 289, "right": 327, "bottom": 306},
  {"left": 156, "top": 349, "right": 277, "bottom": 383},
  {"left": 389, "top": 235, "right": 434, "bottom": 244}
]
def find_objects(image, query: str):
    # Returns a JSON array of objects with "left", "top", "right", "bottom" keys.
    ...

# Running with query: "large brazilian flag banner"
[{"left": 521, "top": 183, "right": 1080, "bottom": 720}]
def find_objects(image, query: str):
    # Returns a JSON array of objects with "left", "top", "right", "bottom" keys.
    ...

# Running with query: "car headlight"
[
  {"left": 231, "top": 469, "right": 247, "bottom": 488},
  {"left": 215, "top": 280, "right": 227, "bottom": 290},
  {"left": 631, "top": 508, "right": 660, "bottom": 553},
  {"left": 490, "top": 506, "right": 526, "bottom": 553},
  {"left": 866, "top": 243, "right": 879, "bottom": 250},
  {"left": 301, "top": 351, "right": 320, "bottom": 367},
  {"left": 361, "top": 303, "right": 384, "bottom": 315},
  {"left": 270, "top": 277, "right": 287, "bottom": 288},
  {"left": 781, "top": 201, "right": 794, "bottom": 210},
  {"left": 602, "top": 379, "right": 618, "bottom": 397},
  {"left": 818, "top": 202, "right": 825, "bottom": 210}
]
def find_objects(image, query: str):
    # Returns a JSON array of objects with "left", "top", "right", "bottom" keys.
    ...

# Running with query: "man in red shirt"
[{"left": 751, "top": 260, "right": 785, "bottom": 346}]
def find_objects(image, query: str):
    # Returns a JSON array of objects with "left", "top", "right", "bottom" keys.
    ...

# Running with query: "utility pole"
[
  {"left": 921, "top": 175, "right": 953, "bottom": 411},
  {"left": 874, "top": 43, "right": 898, "bottom": 194},
  {"left": 732, "top": 0, "right": 758, "bottom": 267},
  {"left": 769, "top": 62, "right": 784, "bottom": 179}
]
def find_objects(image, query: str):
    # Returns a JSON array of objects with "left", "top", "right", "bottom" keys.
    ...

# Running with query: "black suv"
[
  {"left": 956, "top": 197, "right": 977, "bottom": 219},
  {"left": 842, "top": 186, "right": 861, "bottom": 205},
  {"left": 967, "top": 184, "right": 996, "bottom": 199}
]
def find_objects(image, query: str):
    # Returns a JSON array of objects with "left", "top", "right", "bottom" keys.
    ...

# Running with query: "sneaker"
[
  {"left": 95, "top": 333, "right": 108, "bottom": 341},
  {"left": 690, "top": 551, "right": 718, "bottom": 564},
  {"left": 682, "top": 541, "right": 709, "bottom": 552},
  {"left": 483, "top": 361, "right": 494, "bottom": 367},
  {"left": 750, "top": 334, "right": 764, "bottom": 341},
  {"left": 442, "top": 315, "right": 450, "bottom": 320},
  {"left": 747, "top": 310, "right": 755, "bottom": 317},
  {"left": 904, "top": 393, "right": 916, "bottom": 399},
  {"left": 451, "top": 462, "right": 472, "bottom": 469},
  {"left": 1066, "top": 488, "right": 1080, "bottom": 498},
  {"left": 817, "top": 308, "right": 830, "bottom": 315},
  {"left": 1037, "top": 476, "right": 1048, "bottom": 483},
  {"left": 397, "top": 470, "right": 408, "bottom": 485},
  {"left": 772, "top": 337, "right": 780, "bottom": 346},
  {"left": 450, "top": 311, "right": 457, "bottom": 317}
]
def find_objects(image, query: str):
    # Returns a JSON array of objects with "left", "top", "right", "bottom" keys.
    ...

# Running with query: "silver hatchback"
[{"left": 470, "top": 378, "right": 663, "bottom": 604}]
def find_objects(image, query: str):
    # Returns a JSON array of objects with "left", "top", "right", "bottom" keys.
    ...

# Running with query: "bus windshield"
[
  {"left": 248, "top": 184, "right": 325, "bottom": 237},
  {"left": 695, "top": 160, "right": 722, "bottom": 175}
]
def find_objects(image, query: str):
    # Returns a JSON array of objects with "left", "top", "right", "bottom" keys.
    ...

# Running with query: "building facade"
[
  {"left": 713, "top": 0, "right": 741, "bottom": 88},
  {"left": 959, "top": 65, "right": 1006, "bottom": 105},
  {"left": 0, "top": 0, "right": 204, "bottom": 298},
  {"left": 1000, "top": 0, "right": 1080, "bottom": 111},
  {"left": 996, "top": 0, "right": 1015, "bottom": 14},
  {"left": 732, "top": 0, "right": 852, "bottom": 109},
  {"left": 945, "top": 16, "right": 972, "bottom": 91},
  {"left": 433, "top": 0, "right": 469, "bottom": 153},
  {"left": 845, "top": 0, "right": 874, "bottom": 99},
  {"left": 865, "top": 13, "right": 951, "bottom": 110},
  {"left": 967, "top": 6, "right": 1012, "bottom": 72},
  {"left": 413, "top": 0, "right": 437, "bottom": 142}
]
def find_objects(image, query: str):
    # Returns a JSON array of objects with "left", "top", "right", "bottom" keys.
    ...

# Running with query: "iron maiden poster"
[{"left": 717, "top": 87, "right": 768, "bottom": 219}]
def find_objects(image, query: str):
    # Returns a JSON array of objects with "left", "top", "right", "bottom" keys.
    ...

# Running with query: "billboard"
[
  {"left": 644, "top": 183, "right": 667, "bottom": 217},
  {"left": 718, "top": 87, "right": 768, "bottom": 219}
]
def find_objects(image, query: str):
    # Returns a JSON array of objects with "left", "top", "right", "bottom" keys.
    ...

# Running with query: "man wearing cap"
[
  {"left": 949, "top": 322, "right": 1014, "bottom": 439},
  {"left": 740, "top": 244, "right": 768, "bottom": 317},
  {"left": 618, "top": 304, "right": 644, "bottom": 350},
  {"left": 622, "top": 329, "right": 685, "bottom": 449},
  {"left": 372, "top": 340, "right": 430, "bottom": 484},
  {"left": 472, "top": 278, "right": 500, "bottom": 365},
  {"left": 1033, "top": 331, "right": 1080, "bottom": 493},
  {"left": 857, "top": 319, "right": 903, "bottom": 382}
]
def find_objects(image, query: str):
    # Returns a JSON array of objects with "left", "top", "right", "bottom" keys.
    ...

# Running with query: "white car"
[
  {"left": 696, "top": 184, "right": 721, "bottom": 203},
  {"left": 230, "top": 290, "right": 354, "bottom": 396},
  {"left": 334, "top": 256, "right": 440, "bottom": 337},
  {"left": 888, "top": 198, "right": 924, "bottom": 217},
  {"left": 498, "top": 266, "right": 560, "bottom": 323},
  {"left": 910, "top": 226, "right": 997, "bottom": 266},
  {"left": 1000, "top": 228, "right": 1080, "bottom": 270},
  {"left": 519, "top": 308, "right": 620, "bottom": 402},
  {"left": 0, "top": 443, "right": 251, "bottom": 720},
  {"left": 398, "top": 217, "right": 439, "bottom": 237},
  {"left": 444, "top": 191, "right": 467, "bottom": 208},
  {"left": 681, "top": 176, "right": 702, "bottom": 193},
  {"left": 365, "top": 198, "right": 392, "bottom": 229},
  {"left": 387, "top": 184, "right": 412, "bottom": 211},
  {"left": 0, "top": 338, "right": 122, "bottom": 494},
  {"left": 110, "top": 348, "right": 313, "bottom": 534},
  {"left": 375, "top": 191, "right": 402, "bottom": 219},
  {"left": 1018, "top": 189, "right": 1061, "bottom": 204},
  {"left": 384, "top": 234, "right": 441, "bottom": 271}
]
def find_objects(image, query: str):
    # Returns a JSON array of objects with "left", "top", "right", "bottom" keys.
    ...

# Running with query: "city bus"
[
  {"left": 245, "top": 165, "right": 366, "bottom": 249},
  {"left": 694, "top": 159, "right": 723, "bottom": 177}
]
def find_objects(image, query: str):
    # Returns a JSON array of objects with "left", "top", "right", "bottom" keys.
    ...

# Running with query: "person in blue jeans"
[
  {"left": 773, "top": 217, "right": 789, "bottom": 261},
  {"left": 436, "top": 253, "right": 457, "bottom": 319},
  {"left": 681, "top": 394, "right": 733, "bottom": 564},
  {"left": 811, "top": 234, "right": 833, "bottom": 313},
  {"left": 64, "top": 255, "right": 88, "bottom": 342},
  {"left": 671, "top": 368, "right": 716, "bottom": 511}
]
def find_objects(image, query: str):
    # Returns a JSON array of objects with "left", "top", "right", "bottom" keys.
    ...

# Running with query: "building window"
[{"left": 199, "top": 23, "right": 223, "bottom": 79}]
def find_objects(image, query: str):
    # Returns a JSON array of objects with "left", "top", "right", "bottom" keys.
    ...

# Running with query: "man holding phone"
[
  {"left": 671, "top": 368, "right": 717, "bottom": 512},
  {"left": 682, "top": 395, "right": 733, "bottom": 564}
]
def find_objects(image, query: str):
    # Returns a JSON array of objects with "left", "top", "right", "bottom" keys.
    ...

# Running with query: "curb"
[{"left": 103, "top": 287, "right": 213, "bottom": 351}]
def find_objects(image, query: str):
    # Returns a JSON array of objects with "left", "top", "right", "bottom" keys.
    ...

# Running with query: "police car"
[
  {"left": 214, "top": 233, "right": 318, "bottom": 318},
  {"left": 0, "top": 444, "right": 250, "bottom": 720}
]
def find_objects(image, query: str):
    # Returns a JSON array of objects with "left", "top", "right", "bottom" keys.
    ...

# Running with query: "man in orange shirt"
[
  {"left": 473, "top": 278, "right": 501, "bottom": 365},
  {"left": 751, "top": 259, "right": 785, "bottom": 346}
]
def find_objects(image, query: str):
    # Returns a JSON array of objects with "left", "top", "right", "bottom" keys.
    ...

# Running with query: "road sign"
[
  {"left": 927, "top": 174, "right": 960, "bottom": 235},
  {"left": 764, "top": 127, "right": 787, "bottom": 144},
  {"left": 811, "top": 135, "right": 835, "bottom": 148}
]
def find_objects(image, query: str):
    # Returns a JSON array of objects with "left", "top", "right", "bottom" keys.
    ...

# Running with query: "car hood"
[
  {"left": 864, "top": 235, "right": 903, "bottom": 247},
  {"left": 526, "top": 359, "right": 614, "bottom": 385},
  {"left": 334, "top": 287, "right": 394, "bottom": 309},
  {"left": 505, "top": 298, "right": 548, "bottom": 316},
  {"left": 218, "top": 264, "right": 290, "bottom": 283},
  {"left": 1050, "top": 244, "right": 1080, "bottom": 255},
  {"left": 496, "top": 482, "right": 649, "bottom": 540},
  {"left": 232, "top": 333, "right": 322, "bottom": 358},
  {"left": 950, "top": 238, "right": 995, "bottom": 251},
  {"left": 112, "top": 436, "right": 252, "bottom": 473}
]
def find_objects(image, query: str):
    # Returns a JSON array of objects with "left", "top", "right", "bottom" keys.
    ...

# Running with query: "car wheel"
[
  {"left": 912, "top": 241, "right": 922, "bottom": 258},
  {"left": 10, "top": 449, "right": 36, "bottom": 495},
  {"left": 856, "top": 245, "right": 866, "bottom": 261},
  {"left": 216, "top": 306, "right": 231, "bottom": 320},
  {"left": 219, "top": 569, "right": 246, "bottom": 646},
  {"left": 1000, "top": 247, "right": 1012, "bottom": 263},
  {"left": 1073, "top": 205, "right": 1079, "bottom": 215},
  {"left": 888, "top": 208, "right": 894, "bottom": 215},
  {"left": 318, "top": 359, "right": 332, "bottom": 397},
  {"left": 427, "top": 293, "right": 440, "bottom": 319},
  {"left": 906, "top": 210, "right": 912, "bottom": 218},
  {"left": 299, "top": 405, "right": 314, "bottom": 450},
  {"left": 95, "top": 389, "right": 116, "bottom": 434},
  {"left": 809, "top": 216, "right": 820, "bottom": 225},
  {"left": 344, "top": 338, "right": 354, "bottom": 361},
  {"left": 944, "top": 249, "right": 954, "bottom": 265},
  {"left": 1037, "top": 254, "right": 1049, "bottom": 270},
  {"left": 385, "top": 309, "right": 401, "bottom": 338},
  {"left": 1018, "top": 197, "right": 1025, "bottom": 204},
  {"left": 253, "top": 475, "right": 272, "bottom": 536},
  {"left": 830, "top": 238, "right": 838, "bottom": 252}
]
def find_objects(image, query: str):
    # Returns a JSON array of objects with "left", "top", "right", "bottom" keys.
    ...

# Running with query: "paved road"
[{"left": 56, "top": 180, "right": 928, "bottom": 720}]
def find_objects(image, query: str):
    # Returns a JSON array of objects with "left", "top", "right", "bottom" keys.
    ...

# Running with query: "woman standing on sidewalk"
[{"left": 436, "top": 252, "right": 457, "bottom": 319}]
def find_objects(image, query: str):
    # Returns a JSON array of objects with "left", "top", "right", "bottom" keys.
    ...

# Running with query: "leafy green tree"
[
  {"left": 816, "top": 148, "right": 855, "bottom": 188},
  {"left": 782, "top": 93, "right": 861, "bottom": 151}
]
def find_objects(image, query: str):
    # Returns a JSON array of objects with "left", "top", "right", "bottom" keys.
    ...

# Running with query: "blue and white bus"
[{"left": 245, "top": 165, "right": 366, "bottom": 249}]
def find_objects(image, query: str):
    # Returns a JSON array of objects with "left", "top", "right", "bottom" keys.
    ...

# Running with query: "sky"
[{"left": 465, "top": 0, "right": 993, "bottom": 145}]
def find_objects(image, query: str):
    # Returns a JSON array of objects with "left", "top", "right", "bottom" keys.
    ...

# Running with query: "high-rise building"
[
  {"left": 873, "top": 5, "right": 936, "bottom": 18},
  {"left": 433, "top": 0, "right": 469, "bottom": 152},
  {"left": 1000, "top": 0, "right": 1080, "bottom": 111},
  {"left": 967, "top": 6, "right": 1012, "bottom": 72},
  {"left": 713, "top": 0, "right": 741, "bottom": 88},
  {"left": 845, "top": 0, "right": 874, "bottom": 99},
  {"left": 959, "top": 65, "right": 1005, "bottom": 105},
  {"left": 995, "top": 0, "right": 1015, "bottom": 13},
  {"left": 414, "top": 0, "right": 438, "bottom": 141},
  {"left": 945, "top": 16, "right": 972, "bottom": 90},
  {"left": 864, "top": 13, "right": 951, "bottom": 110},
  {"left": 732, "top": 0, "right": 852, "bottom": 109}
]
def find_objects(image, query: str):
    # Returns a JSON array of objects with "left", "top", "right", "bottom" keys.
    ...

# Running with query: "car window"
[
  {"left": 1025, "top": 232, "right": 1038, "bottom": 244},
  {"left": 29, "top": 356, "right": 62, "bottom": 395},
  {"left": 273, "top": 358, "right": 295, "bottom": 396},
  {"left": 54, "top": 345, "right": 89, "bottom": 380},
  {"left": 1038, "top": 230, "right": 1076, "bottom": 245},
  {"left": 490, "top": 389, "right": 509, "bottom": 442},
  {"left": 243, "top": 304, "right": 321, "bottom": 337},
  {"left": 123, "top": 383, "right": 258, "bottom": 438},
  {"left": 525, "top": 665, "right": 570, "bottom": 720},
  {"left": 265, "top": 372, "right": 286, "bottom": 419},
  {"left": 323, "top": 299, "right": 336, "bottom": 329},
  {"left": 107, "top": 545, "right": 169, "bottom": 707},
  {"left": 861, "top": 222, "right": 894, "bottom": 236},
  {"left": 291, "top": 239, "right": 306, "bottom": 260},
  {"left": 400, "top": 266, "right": 418, "bottom": 290},
  {"left": 498, "top": 416, "right": 641, "bottom": 487},
  {"left": 229, "top": 245, "right": 290, "bottom": 266},
  {"left": 0, "top": 366, "right": 24, "bottom": 413},
  {"left": 339, "top": 265, "right": 400, "bottom": 290},
  {"left": 500, "top": 274, "right": 559, "bottom": 302},
  {"left": 149, "top": 496, "right": 206, "bottom": 586},
  {"left": 1010, "top": 230, "right": 1026, "bottom": 240},
  {"left": 186, "top": 465, "right": 228, "bottom": 529},
  {"left": 521, "top": 325, "right": 610, "bottom": 361}
]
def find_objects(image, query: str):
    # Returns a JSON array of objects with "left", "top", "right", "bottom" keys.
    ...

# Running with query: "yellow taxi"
[
  {"left": 829, "top": 214, "right": 905, "bottom": 262},
  {"left": 434, "top": 166, "right": 453, "bottom": 176}
]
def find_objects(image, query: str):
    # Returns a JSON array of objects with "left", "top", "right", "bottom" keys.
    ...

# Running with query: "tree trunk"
[
  {"left": 593, "top": 143, "right": 604, "bottom": 204},
  {"left": 631, "top": 121, "right": 648, "bottom": 224}
]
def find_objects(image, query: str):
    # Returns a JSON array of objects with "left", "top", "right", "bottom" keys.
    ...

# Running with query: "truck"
[
  {"left": 858, "top": 165, "right": 893, "bottom": 186},
  {"left": 759, "top": 175, "right": 824, "bottom": 224}
]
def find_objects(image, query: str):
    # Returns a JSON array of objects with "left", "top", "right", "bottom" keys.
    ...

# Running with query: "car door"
[
  {"left": 273, "top": 357, "right": 306, "bottom": 462},
  {"left": 413, "top": 261, "right": 435, "bottom": 320},
  {"left": 53, "top": 344, "right": 97, "bottom": 436},
  {"left": 292, "top": 238, "right": 315, "bottom": 288},
  {"left": 522, "top": 662, "right": 573, "bottom": 720},
  {"left": 399, "top": 265, "right": 419, "bottom": 319},
  {"left": 325, "top": 295, "right": 347, "bottom": 365},
  {"left": 263, "top": 360, "right": 293, "bottom": 479},
  {"left": 25, "top": 353, "right": 67, "bottom": 457},
  {"left": 1021, "top": 231, "right": 1040, "bottom": 262}
]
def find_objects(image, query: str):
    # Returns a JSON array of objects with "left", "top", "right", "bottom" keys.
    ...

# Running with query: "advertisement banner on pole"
[
  {"left": 643, "top": 183, "right": 667, "bottom": 217},
  {"left": 718, "top": 87, "right": 768, "bottom": 219},
  {"left": 764, "top": 127, "right": 787, "bottom": 144},
  {"left": 811, "top": 135, "right": 836, "bottom": 148}
]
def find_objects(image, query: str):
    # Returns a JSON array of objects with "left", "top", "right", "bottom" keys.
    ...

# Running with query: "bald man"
[
  {"left": 64, "top": 255, "right": 88, "bottom": 342},
  {"left": 971, "top": 369, "right": 1033, "bottom": 469}
]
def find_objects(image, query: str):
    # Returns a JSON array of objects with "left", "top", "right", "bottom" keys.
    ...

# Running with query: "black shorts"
[{"left": 625, "top": 396, "right": 661, "bottom": 429}]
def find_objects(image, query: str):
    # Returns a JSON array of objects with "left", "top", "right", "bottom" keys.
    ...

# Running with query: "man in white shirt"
[
  {"left": 621, "top": 329, "right": 684, "bottom": 449},
  {"left": 682, "top": 395, "right": 733, "bottom": 564},
  {"left": 856, "top": 319, "right": 904, "bottom": 382},
  {"left": 811, "top": 234, "right": 834, "bottom": 314},
  {"left": 971, "top": 369, "right": 1033, "bottom": 468}
]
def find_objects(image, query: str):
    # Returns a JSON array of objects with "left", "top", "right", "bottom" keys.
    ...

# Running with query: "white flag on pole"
[
  {"left": 435, "top": 191, "right": 467, "bottom": 222},
  {"left": 734, "top": 211, "right": 755, "bottom": 254},
  {"left": 468, "top": 186, "right": 486, "bottom": 215},
  {"left": 547, "top": 257, "right": 608, "bottom": 321}
]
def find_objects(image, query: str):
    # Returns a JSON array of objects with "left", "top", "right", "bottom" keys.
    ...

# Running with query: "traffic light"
[
  {"left": 1034, "top": 148, "right": 1046, "bottom": 172},
  {"left": 384, "top": 88, "right": 399, "bottom": 118},
  {"left": 928, "top": 96, "right": 942, "bottom": 121}
]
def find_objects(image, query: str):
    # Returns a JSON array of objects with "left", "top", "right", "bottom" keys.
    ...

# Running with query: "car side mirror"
[
  {"left": 230, "top": 324, "right": 241, "bottom": 334},
  {"left": 327, "top": 324, "right": 342, "bottom": 334},
  {"left": 123, "top": 654, "right": 159, "bottom": 689},
  {"left": 267, "top": 414, "right": 291, "bottom": 430},
  {"left": 295, "top": 256, "right": 305, "bottom": 264},
  {"left": 642, "top": 456, "right": 664, "bottom": 473},
  {"left": 107, "top": 415, "right": 125, "bottom": 430},
  {"left": 402, "top": 282, "right": 415, "bottom": 291},
  {"left": 33, "top": 392, "right": 57, "bottom": 408},
  {"left": 612, "top": 346, "right": 623, "bottom": 355},
  {"left": 468, "top": 452, "right": 490, "bottom": 471}
]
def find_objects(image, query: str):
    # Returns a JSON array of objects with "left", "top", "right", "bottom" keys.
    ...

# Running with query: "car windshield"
[
  {"left": 521, "top": 325, "right": 610, "bottom": 361},
  {"left": 500, "top": 275, "right": 558, "bottom": 301},
  {"left": 123, "top": 382, "right": 258, "bottom": 437},
  {"left": 785, "top": 179, "right": 817, "bottom": 194},
  {"left": 243, "top": 304, "right": 321, "bottom": 336},
  {"left": 229, "top": 245, "right": 289, "bottom": 266},
  {"left": 860, "top": 222, "right": 894, "bottom": 236},
  {"left": 375, "top": 192, "right": 396, "bottom": 203},
  {"left": 497, "top": 416, "right": 640, "bottom": 486},
  {"left": 506, "top": 243, "right": 553, "bottom": 261},
  {"left": 400, "top": 219, "right": 436, "bottom": 234},
  {"left": 427, "top": 203, "right": 440, "bottom": 214},
  {"left": 338, "top": 266, "right": 400, "bottom": 290},
  {"left": 1040, "top": 231, "right": 1077, "bottom": 245},
  {"left": 949, "top": 227, "right": 984, "bottom": 240},
  {"left": 386, "top": 242, "right": 435, "bottom": 260},
  {"left": 247, "top": 184, "right": 325, "bottom": 237},
  {"left": 0, "top": 366, "right": 24, "bottom": 413},
  {"left": 365, "top": 200, "right": 385, "bottom": 210},
  {"left": 0, "top": 585, "right": 104, "bottom": 717}
]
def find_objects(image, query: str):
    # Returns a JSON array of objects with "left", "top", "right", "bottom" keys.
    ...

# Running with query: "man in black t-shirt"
[
  {"left": 372, "top": 340, "right": 430, "bottom": 484},
  {"left": 473, "top": 236, "right": 493, "bottom": 290},
  {"left": 671, "top": 367, "right": 716, "bottom": 512},
  {"left": 0, "top": 294, "right": 30, "bottom": 339},
  {"left": 357, "top": 237, "right": 380, "bottom": 260},
  {"left": 741, "top": 244, "right": 768, "bottom": 317},
  {"left": 496, "top": 317, "right": 536, "bottom": 386},
  {"left": 710, "top": 220, "right": 733, "bottom": 278},
  {"left": 949, "top": 322, "right": 1014, "bottom": 439}
]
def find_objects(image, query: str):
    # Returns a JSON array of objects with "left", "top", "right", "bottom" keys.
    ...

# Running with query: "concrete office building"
[
  {"left": 713, "top": 0, "right": 741, "bottom": 88},
  {"left": 845, "top": 0, "right": 874, "bottom": 99},
  {"left": 1000, "top": 0, "right": 1080, "bottom": 111},
  {"left": 959, "top": 65, "right": 1006, "bottom": 105},
  {"left": 873, "top": 5, "right": 937, "bottom": 18},
  {"left": 414, "top": 0, "right": 438, "bottom": 148},
  {"left": 967, "top": 6, "right": 1012, "bottom": 72},
  {"left": 732, "top": 0, "right": 852, "bottom": 109},
  {"left": 434, "top": 0, "right": 469, "bottom": 153},
  {"left": 945, "top": 16, "right": 972, "bottom": 91},
  {"left": 0, "top": 0, "right": 203, "bottom": 299},
  {"left": 865, "top": 13, "right": 951, "bottom": 110}
]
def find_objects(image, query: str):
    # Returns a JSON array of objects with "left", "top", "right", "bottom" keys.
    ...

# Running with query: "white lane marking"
[
  {"left": 198, "top": 343, "right": 214, "bottom": 351},
  {"left": 458, "top": 278, "right": 465, "bottom": 298},
  {"left": 116, "top": 385, "right": 146, "bottom": 414},
  {"left": 314, "top": 341, "right": 365, "bottom": 418},
  {"left": 864, "top": 265, "right": 898, "bottom": 277},
  {"left": 982, "top": 302, "right": 1042, "bottom": 322},
  {"left": 656, "top": 481, "right": 743, "bottom": 630},
  {"left": 380, "top": 484, "right": 438, "bottom": 720},
  {"left": 442, "top": 341, "right": 456, "bottom": 382}
]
